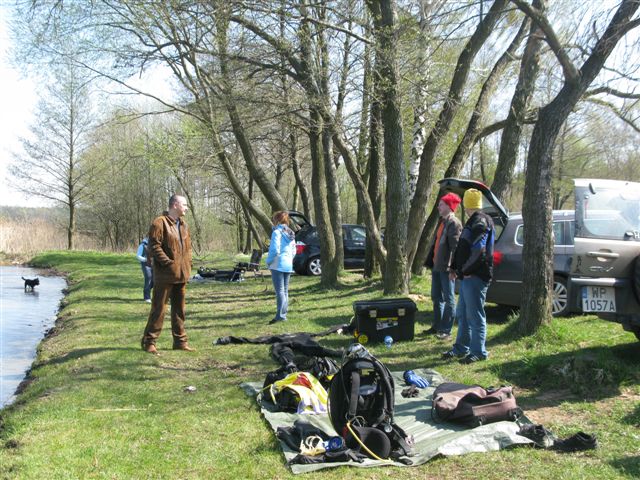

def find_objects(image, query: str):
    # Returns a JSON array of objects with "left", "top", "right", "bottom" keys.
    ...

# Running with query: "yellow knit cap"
[{"left": 463, "top": 188, "right": 483, "bottom": 210}]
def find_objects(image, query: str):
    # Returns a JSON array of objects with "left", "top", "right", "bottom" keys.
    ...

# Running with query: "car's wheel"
[
  {"left": 307, "top": 256, "right": 322, "bottom": 276},
  {"left": 552, "top": 275, "right": 569, "bottom": 317},
  {"left": 633, "top": 256, "right": 640, "bottom": 304}
]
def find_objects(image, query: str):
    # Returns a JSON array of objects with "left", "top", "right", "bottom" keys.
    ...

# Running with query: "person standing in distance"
[
  {"left": 442, "top": 188, "right": 494, "bottom": 364},
  {"left": 141, "top": 194, "right": 194, "bottom": 355},
  {"left": 424, "top": 193, "right": 462, "bottom": 340},
  {"left": 136, "top": 237, "right": 153, "bottom": 303},
  {"left": 265, "top": 211, "right": 296, "bottom": 325}
]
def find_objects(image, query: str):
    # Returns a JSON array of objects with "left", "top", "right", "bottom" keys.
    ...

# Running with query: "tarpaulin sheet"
[{"left": 241, "top": 369, "right": 533, "bottom": 474}]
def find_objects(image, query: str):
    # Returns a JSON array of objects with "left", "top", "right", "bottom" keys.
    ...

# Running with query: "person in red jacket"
[
  {"left": 141, "top": 194, "right": 194, "bottom": 355},
  {"left": 424, "top": 192, "right": 462, "bottom": 340}
]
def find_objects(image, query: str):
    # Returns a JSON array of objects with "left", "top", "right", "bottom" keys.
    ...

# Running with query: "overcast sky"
[{"left": 0, "top": 2, "right": 41, "bottom": 208}]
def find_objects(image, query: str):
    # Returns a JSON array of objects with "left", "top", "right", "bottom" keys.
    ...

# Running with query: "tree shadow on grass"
[
  {"left": 34, "top": 347, "right": 134, "bottom": 368},
  {"left": 608, "top": 455, "right": 640, "bottom": 479},
  {"left": 489, "top": 342, "right": 640, "bottom": 404}
]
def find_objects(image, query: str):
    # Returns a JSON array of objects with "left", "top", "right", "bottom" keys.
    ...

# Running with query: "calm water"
[{"left": 0, "top": 266, "right": 66, "bottom": 409}]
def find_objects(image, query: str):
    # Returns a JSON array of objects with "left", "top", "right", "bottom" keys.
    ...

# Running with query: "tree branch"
[
  {"left": 585, "top": 86, "right": 640, "bottom": 99},
  {"left": 585, "top": 97, "right": 640, "bottom": 133},
  {"left": 510, "top": 0, "right": 579, "bottom": 83}
]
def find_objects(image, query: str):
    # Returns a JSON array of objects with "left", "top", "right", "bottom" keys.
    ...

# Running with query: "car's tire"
[
  {"left": 307, "top": 256, "right": 322, "bottom": 276},
  {"left": 633, "top": 256, "right": 640, "bottom": 304},
  {"left": 552, "top": 275, "right": 569, "bottom": 317}
]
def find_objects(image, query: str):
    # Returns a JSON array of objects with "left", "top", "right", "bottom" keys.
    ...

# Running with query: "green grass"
[{"left": 1, "top": 251, "right": 639, "bottom": 479}]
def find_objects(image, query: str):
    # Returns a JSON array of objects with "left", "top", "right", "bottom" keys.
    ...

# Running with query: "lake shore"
[{"left": 0, "top": 265, "right": 66, "bottom": 409}]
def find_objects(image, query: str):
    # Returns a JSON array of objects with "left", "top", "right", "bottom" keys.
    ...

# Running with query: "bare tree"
[{"left": 9, "top": 61, "right": 96, "bottom": 249}]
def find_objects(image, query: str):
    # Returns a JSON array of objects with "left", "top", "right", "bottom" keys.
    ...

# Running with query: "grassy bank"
[{"left": 1, "top": 251, "right": 638, "bottom": 479}]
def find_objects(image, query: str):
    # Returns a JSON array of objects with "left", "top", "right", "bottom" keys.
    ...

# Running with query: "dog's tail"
[{"left": 21, "top": 277, "right": 26, "bottom": 280}]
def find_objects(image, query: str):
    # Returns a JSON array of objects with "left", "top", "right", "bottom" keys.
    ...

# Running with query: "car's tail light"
[
  {"left": 493, "top": 250, "right": 503, "bottom": 266},
  {"left": 295, "top": 242, "right": 307, "bottom": 255}
]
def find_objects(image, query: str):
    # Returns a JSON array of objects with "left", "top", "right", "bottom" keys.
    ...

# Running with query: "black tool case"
[{"left": 352, "top": 298, "right": 417, "bottom": 343}]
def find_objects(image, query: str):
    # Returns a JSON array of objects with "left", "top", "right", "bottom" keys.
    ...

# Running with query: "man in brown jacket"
[{"left": 141, "top": 194, "right": 194, "bottom": 354}]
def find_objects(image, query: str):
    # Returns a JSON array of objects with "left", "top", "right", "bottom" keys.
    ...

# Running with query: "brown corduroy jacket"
[{"left": 148, "top": 212, "right": 192, "bottom": 284}]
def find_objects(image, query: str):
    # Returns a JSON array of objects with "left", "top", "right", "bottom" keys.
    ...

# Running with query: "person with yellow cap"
[
  {"left": 424, "top": 192, "right": 462, "bottom": 340},
  {"left": 442, "top": 188, "right": 494, "bottom": 364}
]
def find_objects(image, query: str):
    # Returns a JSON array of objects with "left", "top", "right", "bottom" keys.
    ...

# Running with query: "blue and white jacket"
[{"left": 265, "top": 224, "right": 296, "bottom": 273}]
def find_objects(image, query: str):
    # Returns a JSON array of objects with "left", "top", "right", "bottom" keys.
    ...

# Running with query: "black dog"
[{"left": 22, "top": 277, "right": 40, "bottom": 291}]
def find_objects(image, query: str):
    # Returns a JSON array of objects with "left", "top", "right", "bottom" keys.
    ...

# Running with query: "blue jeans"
[
  {"left": 431, "top": 270, "right": 456, "bottom": 334},
  {"left": 141, "top": 264, "right": 154, "bottom": 300},
  {"left": 271, "top": 270, "right": 291, "bottom": 321},
  {"left": 452, "top": 275, "right": 489, "bottom": 359}
]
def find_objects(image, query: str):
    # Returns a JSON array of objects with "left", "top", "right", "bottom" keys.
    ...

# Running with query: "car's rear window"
[{"left": 576, "top": 184, "right": 640, "bottom": 241}]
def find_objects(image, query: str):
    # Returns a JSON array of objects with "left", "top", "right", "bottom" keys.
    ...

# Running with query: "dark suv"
[
  {"left": 288, "top": 211, "right": 367, "bottom": 276},
  {"left": 438, "top": 178, "right": 640, "bottom": 340}
]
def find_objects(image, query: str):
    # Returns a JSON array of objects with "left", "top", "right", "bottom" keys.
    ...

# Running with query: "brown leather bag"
[{"left": 432, "top": 382, "right": 522, "bottom": 427}]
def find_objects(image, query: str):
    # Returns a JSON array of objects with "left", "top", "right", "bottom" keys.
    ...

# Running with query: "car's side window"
[
  {"left": 515, "top": 220, "right": 574, "bottom": 247},
  {"left": 515, "top": 224, "right": 524, "bottom": 246},
  {"left": 553, "top": 221, "right": 564, "bottom": 246},
  {"left": 567, "top": 221, "right": 575, "bottom": 245},
  {"left": 350, "top": 226, "right": 367, "bottom": 242}
]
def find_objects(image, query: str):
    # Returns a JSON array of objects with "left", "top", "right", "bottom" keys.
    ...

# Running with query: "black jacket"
[{"left": 451, "top": 211, "right": 495, "bottom": 282}]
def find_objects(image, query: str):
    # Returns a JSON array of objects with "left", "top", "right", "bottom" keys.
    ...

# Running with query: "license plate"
[{"left": 581, "top": 286, "right": 616, "bottom": 312}]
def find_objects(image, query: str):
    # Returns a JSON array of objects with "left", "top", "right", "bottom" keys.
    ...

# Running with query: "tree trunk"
[
  {"left": 491, "top": 1, "right": 544, "bottom": 203},
  {"left": 408, "top": 0, "right": 445, "bottom": 200},
  {"left": 68, "top": 200, "right": 75, "bottom": 250},
  {"left": 323, "top": 128, "right": 344, "bottom": 275},
  {"left": 367, "top": 0, "right": 410, "bottom": 294},
  {"left": 290, "top": 131, "right": 311, "bottom": 219},
  {"left": 309, "top": 108, "right": 338, "bottom": 286},
  {"left": 364, "top": 87, "right": 383, "bottom": 278}
]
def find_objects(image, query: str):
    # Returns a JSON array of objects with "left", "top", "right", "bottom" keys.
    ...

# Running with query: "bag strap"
[{"left": 347, "top": 370, "right": 361, "bottom": 420}]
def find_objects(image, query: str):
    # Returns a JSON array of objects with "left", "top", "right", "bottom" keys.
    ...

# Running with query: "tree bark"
[
  {"left": 366, "top": 0, "right": 410, "bottom": 293},
  {"left": 491, "top": 1, "right": 544, "bottom": 203}
]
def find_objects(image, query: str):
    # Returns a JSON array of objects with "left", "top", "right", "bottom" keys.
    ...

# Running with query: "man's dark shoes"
[
  {"left": 173, "top": 343, "right": 195, "bottom": 352},
  {"left": 518, "top": 424, "right": 556, "bottom": 448},
  {"left": 441, "top": 349, "right": 465, "bottom": 360},
  {"left": 269, "top": 318, "right": 285, "bottom": 325},
  {"left": 552, "top": 431, "right": 597, "bottom": 452},
  {"left": 422, "top": 327, "right": 437, "bottom": 336},
  {"left": 460, "top": 354, "right": 486, "bottom": 364}
]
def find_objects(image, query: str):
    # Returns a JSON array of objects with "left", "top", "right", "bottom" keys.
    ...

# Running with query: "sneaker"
[
  {"left": 268, "top": 317, "right": 286, "bottom": 325},
  {"left": 422, "top": 327, "right": 437, "bottom": 336},
  {"left": 460, "top": 354, "right": 486, "bottom": 364},
  {"left": 552, "top": 431, "right": 597, "bottom": 452},
  {"left": 441, "top": 349, "right": 465, "bottom": 360},
  {"left": 145, "top": 299, "right": 152, "bottom": 303},
  {"left": 435, "top": 332, "right": 451, "bottom": 340},
  {"left": 518, "top": 424, "right": 556, "bottom": 448}
]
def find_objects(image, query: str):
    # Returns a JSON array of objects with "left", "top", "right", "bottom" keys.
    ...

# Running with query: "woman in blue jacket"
[{"left": 265, "top": 211, "right": 297, "bottom": 324}]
